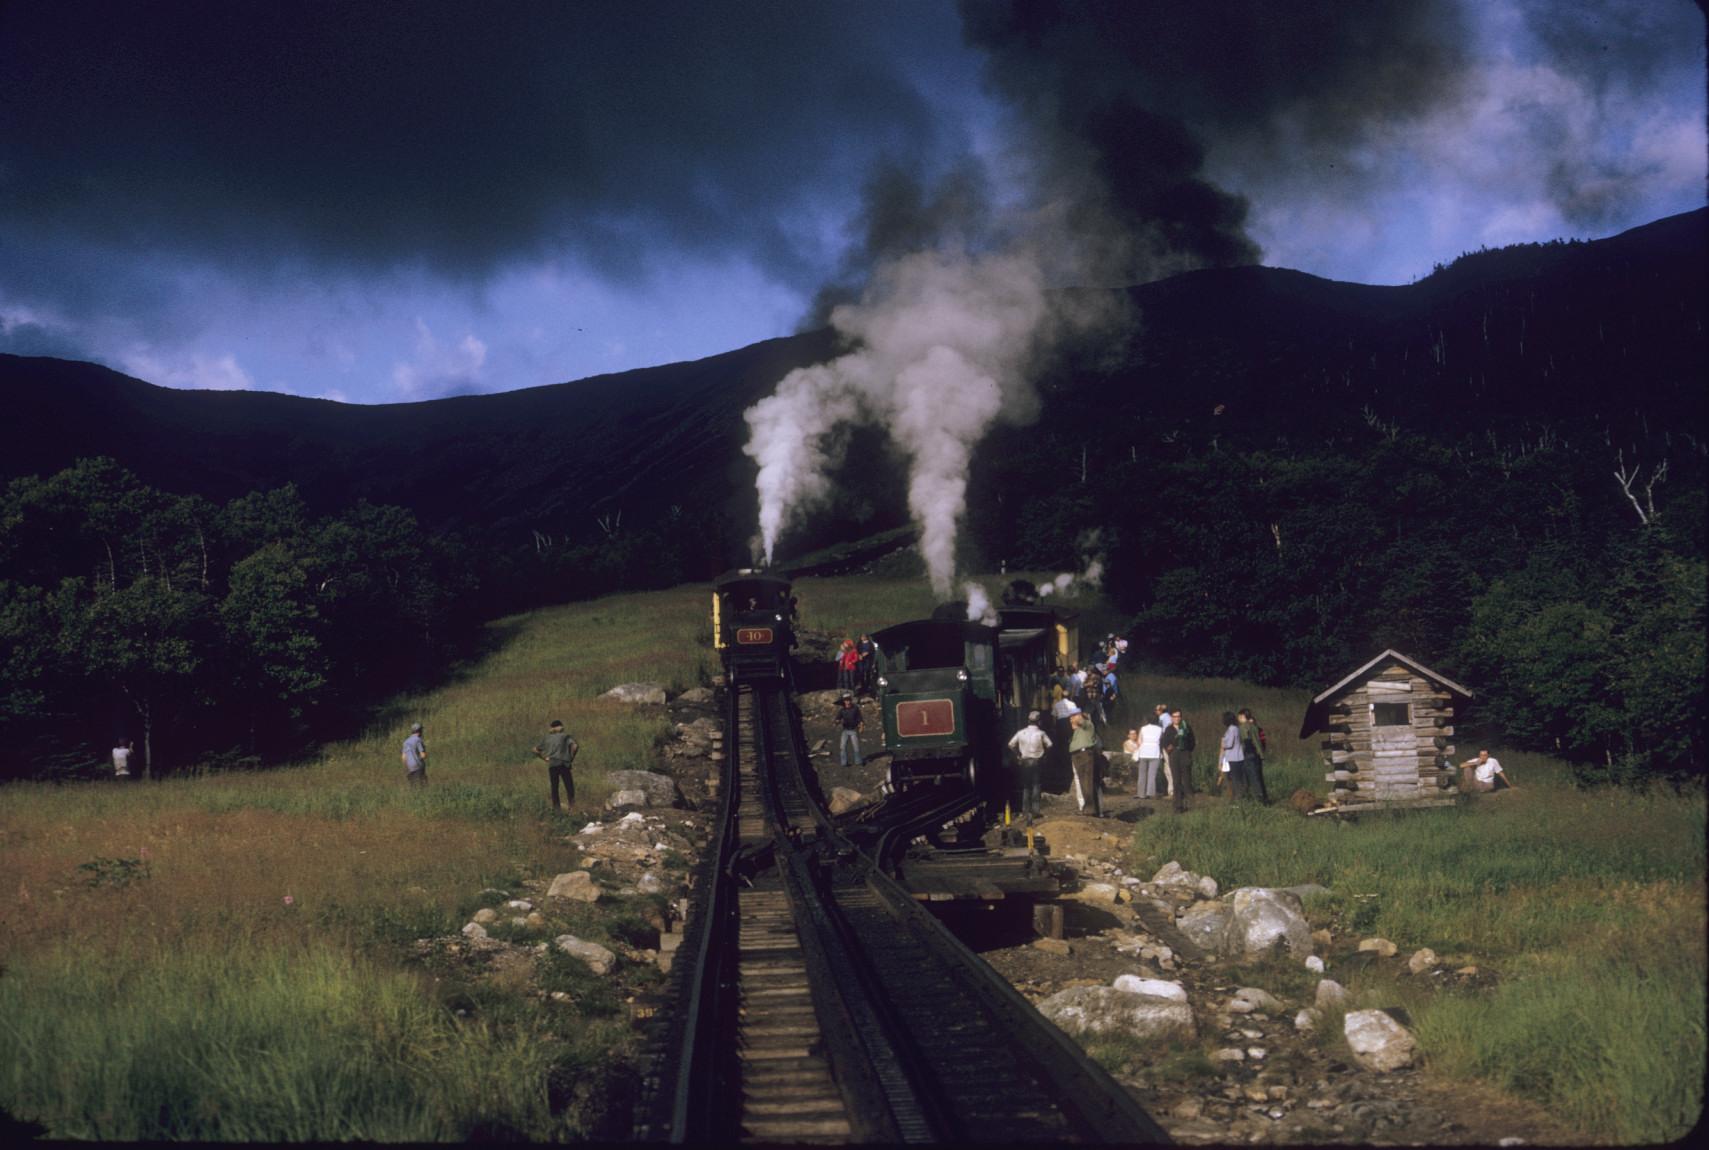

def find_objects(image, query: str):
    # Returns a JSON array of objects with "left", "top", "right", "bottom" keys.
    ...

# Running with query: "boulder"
[
  {"left": 1112, "top": 975, "right": 1187, "bottom": 1001},
  {"left": 601, "top": 682, "right": 668, "bottom": 705},
  {"left": 1226, "top": 887, "right": 1313, "bottom": 958},
  {"left": 1151, "top": 860, "right": 1217, "bottom": 898},
  {"left": 1294, "top": 1008, "right": 1321, "bottom": 1032},
  {"left": 525, "top": 912, "right": 546, "bottom": 928},
  {"left": 1344, "top": 1009, "right": 1417, "bottom": 1072},
  {"left": 1037, "top": 985, "right": 1196, "bottom": 1041},
  {"left": 675, "top": 686, "right": 715, "bottom": 705},
  {"left": 1176, "top": 901, "right": 1233, "bottom": 952},
  {"left": 472, "top": 907, "right": 499, "bottom": 925},
  {"left": 1078, "top": 881, "right": 1121, "bottom": 903},
  {"left": 1407, "top": 947, "right": 1438, "bottom": 975},
  {"left": 461, "top": 922, "right": 489, "bottom": 940},
  {"left": 1315, "top": 979, "right": 1350, "bottom": 1009},
  {"left": 1358, "top": 937, "right": 1399, "bottom": 958},
  {"left": 1233, "top": 987, "right": 1286, "bottom": 1013},
  {"left": 604, "top": 770, "right": 686, "bottom": 808},
  {"left": 828, "top": 787, "right": 866, "bottom": 816},
  {"left": 547, "top": 871, "right": 601, "bottom": 903},
  {"left": 553, "top": 934, "right": 617, "bottom": 975},
  {"left": 606, "top": 789, "right": 648, "bottom": 811},
  {"left": 637, "top": 871, "right": 664, "bottom": 894}
]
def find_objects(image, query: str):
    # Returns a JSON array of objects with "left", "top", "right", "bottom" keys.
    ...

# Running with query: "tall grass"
[
  {"left": 0, "top": 940, "right": 630, "bottom": 1141},
  {"left": 0, "top": 583, "right": 718, "bottom": 1139}
]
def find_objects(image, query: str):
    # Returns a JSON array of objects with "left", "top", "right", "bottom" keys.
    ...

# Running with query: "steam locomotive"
[
  {"left": 711, "top": 568, "right": 796, "bottom": 683},
  {"left": 873, "top": 601, "right": 1078, "bottom": 801}
]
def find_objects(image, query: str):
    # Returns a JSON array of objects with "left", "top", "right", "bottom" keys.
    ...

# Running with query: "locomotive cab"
[
  {"left": 713, "top": 569, "right": 795, "bottom": 683},
  {"left": 872, "top": 618, "right": 999, "bottom": 793}
]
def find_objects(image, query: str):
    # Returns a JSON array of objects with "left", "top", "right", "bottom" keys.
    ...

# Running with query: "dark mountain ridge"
[{"left": 3, "top": 208, "right": 1703, "bottom": 565}]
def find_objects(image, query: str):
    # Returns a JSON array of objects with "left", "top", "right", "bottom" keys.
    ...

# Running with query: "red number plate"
[
  {"left": 736, "top": 627, "right": 774, "bottom": 645},
  {"left": 896, "top": 699, "right": 955, "bottom": 737}
]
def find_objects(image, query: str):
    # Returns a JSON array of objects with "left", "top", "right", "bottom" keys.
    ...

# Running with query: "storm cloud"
[{"left": 0, "top": 2, "right": 965, "bottom": 286}]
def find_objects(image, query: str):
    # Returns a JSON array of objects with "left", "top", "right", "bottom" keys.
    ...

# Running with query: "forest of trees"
[
  {"left": 0, "top": 459, "right": 484, "bottom": 779},
  {"left": 975, "top": 422, "right": 1705, "bottom": 788}
]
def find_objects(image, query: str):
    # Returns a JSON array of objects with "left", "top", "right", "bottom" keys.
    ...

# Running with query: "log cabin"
[{"left": 1299, "top": 650, "right": 1472, "bottom": 808}]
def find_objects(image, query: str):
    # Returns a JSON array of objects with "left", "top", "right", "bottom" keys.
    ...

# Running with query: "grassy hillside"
[
  {"left": 2, "top": 573, "right": 1701, "bottom": 1142},
  {"left": 0, "top": 584, "right": 712, "bottom": 1140}
]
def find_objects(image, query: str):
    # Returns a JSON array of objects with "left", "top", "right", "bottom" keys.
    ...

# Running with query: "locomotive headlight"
[
  {"left": 774, "top": 613, "right": 783, "bottom": 621},
  {"left": 877, "top": 675, "right": 888, "bottom": 688},
  {"left": 957, "top": 669, "right": 968, "bottom": 682}
]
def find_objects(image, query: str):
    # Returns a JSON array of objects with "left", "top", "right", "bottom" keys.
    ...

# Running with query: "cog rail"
[{"left": 632, "top": 681, "right": 1168, "bottom": 1144}]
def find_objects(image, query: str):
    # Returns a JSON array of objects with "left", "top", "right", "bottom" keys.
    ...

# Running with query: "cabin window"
[{"left": 1372, "top": 702, "right": 1410, "bottom": 726}]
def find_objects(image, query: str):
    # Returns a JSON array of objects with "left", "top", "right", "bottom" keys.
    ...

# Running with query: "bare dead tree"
[{"left": 1613, "top": 448, "right": 1668, "bottom": 526}]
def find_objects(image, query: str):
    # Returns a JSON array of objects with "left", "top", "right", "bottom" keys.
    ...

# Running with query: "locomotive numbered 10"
[{"left": 712, "top": 568, "right": 796, "bottom": 684}]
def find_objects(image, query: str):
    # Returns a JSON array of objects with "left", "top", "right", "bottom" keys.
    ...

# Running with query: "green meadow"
[{"left": 1, "top": 573, "right": 1701, "bottom": 1142}]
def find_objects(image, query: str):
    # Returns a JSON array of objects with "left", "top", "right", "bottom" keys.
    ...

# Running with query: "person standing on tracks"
[
  {"left": 1067, "top": 707, "right": 1103, "bottom": 817},
  {"left": 533, "top": 719, "right": 580, "bottom": 811},
  {"left": 1007, "top": 711, "right": 1052, "bottom": 822},
  {"left": 837, "top": 694, "right": 864, "bottom": 767},
  {"left": 401, "top": 722, "right": 428, "bottom": 786}
]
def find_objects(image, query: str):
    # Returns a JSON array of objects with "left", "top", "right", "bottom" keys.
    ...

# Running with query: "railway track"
[{"left": 633, "top": 682, "right": 1169, "bottom": 1144}]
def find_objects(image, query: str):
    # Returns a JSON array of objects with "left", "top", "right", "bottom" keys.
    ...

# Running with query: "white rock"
[
  {"left": 549, "top": 991, "right": 573, "bottom": 1003},
  {"left": 1112, "top": 975, "right": 1187, "bottom": 1001},
  {"left": 461, "top": 922, "right": 488, "bottom": 940},
  {"left": 1305, "top": 955, "right": 1325, "bottom": 973},
  {"left": 1344, "top": 1009, "right": 1417, "bottom": 1072},
  {"left": 600, "top": 682, "right": 668, "bottom": 705},
  {"left": 828, "top": 786, "right": 866, "bottom": 816},
  {"left": 1079, "top": 882, "right": 1120, "bottom": 903},
  {"left": 510, "top": 917, "right": 529, "bottom": 928},
  {"left": 1036, "top": 985, "right": 1196, "bottom": 1041},
  {"left": 605, "top": 770, "right": 686, "bottom": 808},
  {"left": 1212, "top": 1047, "right": 1247, "bottom": 1062},
  {"left": 1407, "top": 947, "right": 1438, "bottom": 974},
  {"left": 1226, "top": 888, "right": 1314, "bottom": 958},
  {"left": 1357, "top": 936, "right": 1398, "bottom": 957},
  {"left": 637, "top": 872, "right": 664, "bottom": 894},
  {"left": 1176, "top": 901, "right": 1233, "bottom": 951},
  {"left": 1247, "top": 1047, "right": 1267, "bottom": 1059},
  {"left": 1234, "top": 987, "right": 1285, "bottom": 1013},
  {"left": 1294, "top": 1009, "right": 1320, "bottom": 1031},
  {"left": 1227, "top": 997, "right": 1256, "bottom": 1014},
  {"left": 1197, "top": 876, "right": 1220, "bottom": 899},
  {"left": 553, "top": 934, "right": 617, "bottom": 975},
  {"left": 504, "top": 899, "right": 534, "bottom": 912},
  {"left": 617, "top": 812, "right": 646, "bottom": 826},
  {"left": 472, "top": 907, "right": 499, "bottom": 925},
  {"left": 1315, "top": 979, "right": 1350, "bottom": 1009},
  {"left": 606, "top": 788, "right": 649, "bottom": 810},
  {"left": 547, "top": 871, "right": 601, "bottom": 902}
]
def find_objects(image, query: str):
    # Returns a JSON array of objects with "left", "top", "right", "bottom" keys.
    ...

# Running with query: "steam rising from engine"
[{"left": 745, "top": 246, "right": 1065, "bottom": 597}]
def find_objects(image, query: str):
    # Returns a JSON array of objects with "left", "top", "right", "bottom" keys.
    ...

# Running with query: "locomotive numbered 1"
[{"left": 895, "top": 698, "right": 955, "bottom": 737}]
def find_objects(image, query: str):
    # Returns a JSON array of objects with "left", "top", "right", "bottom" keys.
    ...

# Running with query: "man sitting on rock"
[{"left": 1459, "top": 749, "right": 1514, "bottom": 792}]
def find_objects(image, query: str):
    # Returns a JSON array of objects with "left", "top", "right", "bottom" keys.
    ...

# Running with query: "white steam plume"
[
  {"left": 744, "top": 246, "right": 1066, "bottom": 596},
  {"left": 963, "top": 580, "right": 997, "bottom": 626}
]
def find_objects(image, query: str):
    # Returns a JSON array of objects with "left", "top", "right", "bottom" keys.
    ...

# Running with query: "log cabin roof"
[{"left": 1298, "top": 649, "right": 1473, "bottom": 738}]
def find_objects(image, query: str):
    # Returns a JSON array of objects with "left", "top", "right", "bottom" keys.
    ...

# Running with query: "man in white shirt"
[
  {"left": 112, "top": 739, "right": 134, "bottom": 780},
  {"left": 1007, "top": 712, "right": 1053, "bottom": 821},
  {"left": 1460, "top": 750, "right": 1513, "bottom": 792},
  {"left": 1135, "top": 717, "right": 1164, "bottom": 798}
]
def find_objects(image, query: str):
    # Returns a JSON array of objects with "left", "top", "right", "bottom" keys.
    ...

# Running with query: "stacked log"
[{"left": 1322, "top": 664, "right": 1457, "bottom": 805}]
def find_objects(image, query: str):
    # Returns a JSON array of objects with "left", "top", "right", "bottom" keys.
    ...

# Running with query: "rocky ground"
[{"left": 411, "top": 668, "right": 1582, "bottom": 1146}]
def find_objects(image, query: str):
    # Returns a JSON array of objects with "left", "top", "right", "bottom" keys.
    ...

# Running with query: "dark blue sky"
[{"left": 1, "top": 1, "right": 1702, "bottom": 403}]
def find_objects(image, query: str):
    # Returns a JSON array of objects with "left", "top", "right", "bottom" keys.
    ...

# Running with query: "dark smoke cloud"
[
  {"left": 959, "top": 0, "right": 1478, "bottom": 282},
  {"left": 804, "top": 158, "right": 996, "bottom": 327},
  {"left": 0, "top": 1, "right": 962, "bottom": 290}
]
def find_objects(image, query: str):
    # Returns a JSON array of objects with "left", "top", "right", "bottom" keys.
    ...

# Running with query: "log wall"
[{"left": 1321, "top": 661, "right": 1456, "bottom": 805}]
